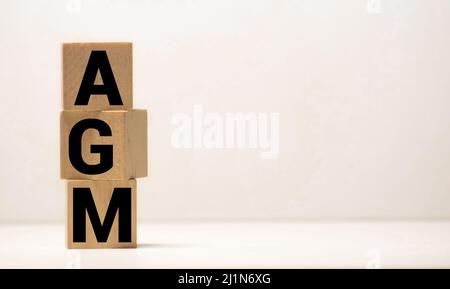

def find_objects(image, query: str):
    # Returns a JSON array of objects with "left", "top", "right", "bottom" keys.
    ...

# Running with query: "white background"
[{"left": 1, "top": 0, "right": 450, "bottom": 222}]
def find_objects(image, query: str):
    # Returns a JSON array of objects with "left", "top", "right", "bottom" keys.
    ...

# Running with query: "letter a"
[{"left": 75, "top": 50, "right": 123, "bottom": 106}]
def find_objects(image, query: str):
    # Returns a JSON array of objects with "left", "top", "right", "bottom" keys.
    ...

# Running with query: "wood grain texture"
[
  {"left": 63, "top": 42, "right": 132, "bottom": 110},
  {"left": 60, "top": 109, "right": 147, "bottom": 180},
  {"left": 67, "top": 179, "right": 137, "bottom": 249}
]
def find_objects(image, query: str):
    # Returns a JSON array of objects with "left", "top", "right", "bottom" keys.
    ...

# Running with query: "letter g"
[{"left": 69, "top": 118, "right": 113, "bottom": 175}]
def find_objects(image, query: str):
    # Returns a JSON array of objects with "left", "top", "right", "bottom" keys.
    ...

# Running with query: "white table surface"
[{"left": 1, "top": 221, "right": 450, "bottom": 268}]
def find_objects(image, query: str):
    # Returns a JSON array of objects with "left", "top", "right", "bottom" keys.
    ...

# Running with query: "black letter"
[
  {"left": 73, "top": 187, "right": 132, "bottom": 242},
  {"left": 75, "top": 50, "right": 123, "bottom": 106},
  {"left": 69, "top": 118, "right": 113, "bottom": 174}
]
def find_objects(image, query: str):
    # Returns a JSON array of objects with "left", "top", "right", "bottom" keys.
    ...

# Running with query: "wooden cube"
[
  {"left": 67, "top": 179, "right": 137, "bottom": 249},
  {"left": 60, "top": 109, "right": 147, "bottom": 180},
  {"left": 63, "top": 42, "right": 133, "bottom": 110}
]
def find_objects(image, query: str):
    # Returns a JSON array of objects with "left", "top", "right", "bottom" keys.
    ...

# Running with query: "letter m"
[{"left": 72, "top": 187, "right": 131, "bottom": 243}]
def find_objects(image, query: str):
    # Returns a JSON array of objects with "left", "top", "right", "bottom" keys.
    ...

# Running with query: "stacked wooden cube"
[{"left": 60, "top": 43, "right": 147, "bottom": 249}]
